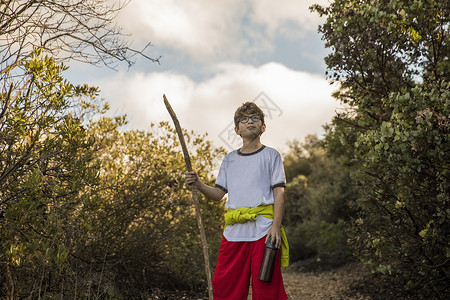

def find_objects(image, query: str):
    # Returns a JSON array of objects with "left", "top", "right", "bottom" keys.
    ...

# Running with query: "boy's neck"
[{"left": 240, "top": 138, "right": 263, "bottom": 154}]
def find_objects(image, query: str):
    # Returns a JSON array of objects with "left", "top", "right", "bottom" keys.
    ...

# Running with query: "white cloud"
[
  {"left": 115, "top": 0, "right": 330, "bottom": 61},
  {"left": 248, "top": 0, "right": 331, "bottom": 37},
  {"left": 116, "top": 0, "right": 245, "bottom": 61},
  {"left": 96, "top": 70, "right": 195, "bottom": 124},
  {"left": 94, "top": 62, "right": 339, "bottom": 152}
]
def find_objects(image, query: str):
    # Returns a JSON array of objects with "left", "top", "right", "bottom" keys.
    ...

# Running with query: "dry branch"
[{"left": 163, "top": 94, "right": 213, "bottom": 300}]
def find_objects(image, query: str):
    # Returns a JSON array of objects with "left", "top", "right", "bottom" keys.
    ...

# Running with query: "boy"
[{"left": 185, "top": 102, "right": 288, "bottom": 300}]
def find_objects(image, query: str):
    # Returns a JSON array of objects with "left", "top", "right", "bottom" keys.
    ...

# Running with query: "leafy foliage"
[
  {"left": 283, "top": 135, "right": 357, "bottom": 263},
  {"left": 79, "top": 120, "right": 225, "bottom": 297},
  {"left": 312, "top": 0, "right": 449, "bottom": 297},
  {"left": 0, "top": 50, "right": 224, "bottom": 298},
  {"left": 1, "top": 48, "right": 103, "bottom": 297}
]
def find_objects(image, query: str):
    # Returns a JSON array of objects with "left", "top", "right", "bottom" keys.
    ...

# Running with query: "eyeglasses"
[{"left": 238, "top": 115, "right": 262, "bottom": 123}]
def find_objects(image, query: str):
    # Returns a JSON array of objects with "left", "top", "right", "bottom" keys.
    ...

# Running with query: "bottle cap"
[{"left": 266, "top": 237, "right": 278, "bottom": 250}]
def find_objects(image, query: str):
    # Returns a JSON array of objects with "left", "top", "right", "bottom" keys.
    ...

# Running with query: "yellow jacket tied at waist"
[{"left": 224, "top": 204, "right": 289, "bottom": 267}]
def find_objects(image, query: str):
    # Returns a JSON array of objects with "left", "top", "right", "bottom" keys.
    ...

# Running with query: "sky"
[{"left": 66, "top": 0, "right": 340, "bottom": 155}]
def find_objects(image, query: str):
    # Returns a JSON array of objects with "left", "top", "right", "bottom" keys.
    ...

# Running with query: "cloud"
[
  {"left": 95, "top": 71, "right": 195, "bottom": 124},
  {"left": 247, "top": 0, "right": 331, "bottom": 37},
  {"left": 116, "top": 0, "right": 245, "bottom": 61},
  {"left": 116, "top": 0, "right": 330, "bottom": 61},
  {"left": 94, "top": 61, "right": 339, "bottom": 152}
]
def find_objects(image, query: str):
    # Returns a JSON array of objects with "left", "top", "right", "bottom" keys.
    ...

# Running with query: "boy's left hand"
[{"left": 266, "top": 225, "right": 281, "bottom": 249}]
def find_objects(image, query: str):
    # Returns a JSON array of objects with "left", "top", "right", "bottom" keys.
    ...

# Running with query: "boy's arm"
[
  {"left": 266, "top": 186, "right": 285, "bottom": 248},
  {"left": 185, "top": 171, "right": 226, "bottom": 201}
]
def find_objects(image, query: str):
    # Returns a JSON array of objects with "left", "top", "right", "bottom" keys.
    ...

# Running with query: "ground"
[
  {"left": 149, "top": 257, "right": 414, "bottom": 300},
  {"left": 281, "top": 257, "right": 407, "bottom": 300}
]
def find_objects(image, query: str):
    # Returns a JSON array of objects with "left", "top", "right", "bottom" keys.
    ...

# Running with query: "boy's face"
[{"left": 234, "top": 114, "right": 266, "bottom": 139}]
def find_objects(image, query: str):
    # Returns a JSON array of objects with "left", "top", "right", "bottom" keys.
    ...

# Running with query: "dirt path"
[
  {"left": 282, "top": 262, "right": 370, "bottom": 299},
  {"left": 280, "top": 258, "right": 406, "bottom": 300},
  {"left": 245, "top": 260, "right": 376, "bottom": 299},
  {"left": 153, "top": 258, "right": 407, "bottom": 299}
]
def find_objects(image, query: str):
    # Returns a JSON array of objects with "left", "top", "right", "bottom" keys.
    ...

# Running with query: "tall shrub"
[{"left": 312, "top": 0, "right": 449, "bottom": 297}]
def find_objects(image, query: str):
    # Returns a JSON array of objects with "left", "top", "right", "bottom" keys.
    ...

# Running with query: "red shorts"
[{"left": 212, "top": 235, "right": 288, "bottom": 300}]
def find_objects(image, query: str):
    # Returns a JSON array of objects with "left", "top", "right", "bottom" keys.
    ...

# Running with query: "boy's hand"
[
  {"left": 184, "top": 171, "right": 200, "bottom": 187},
  {"left": 184, "top": 171, "right": 225, "bottom": 201},
  {"left": 266, "top": 225, "right": 282, "bottom": 249}
]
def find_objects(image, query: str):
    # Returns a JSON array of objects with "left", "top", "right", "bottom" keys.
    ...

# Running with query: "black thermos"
[{"left": 258, "top": 237, "right": 278, "bottom": 282}]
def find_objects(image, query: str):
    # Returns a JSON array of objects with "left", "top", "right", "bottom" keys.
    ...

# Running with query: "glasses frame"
[{"left": 238, "top": 115, "right": 262, "bottom": 124}]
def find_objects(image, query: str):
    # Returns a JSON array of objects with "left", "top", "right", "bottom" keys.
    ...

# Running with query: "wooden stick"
[{"left": 163, "top": 94, "right": 213, "bottom": 300}]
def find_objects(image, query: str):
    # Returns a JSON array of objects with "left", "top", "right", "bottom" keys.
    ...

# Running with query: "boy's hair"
[{"left": 234, "top": 102, "right": 265, "bottom": 127}]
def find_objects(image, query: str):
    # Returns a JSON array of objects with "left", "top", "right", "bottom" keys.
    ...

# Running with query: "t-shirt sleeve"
[
  {"left": 271, "top": 152, "right": 286, "bottom": 189},
  {"left": 214, "top": 156, "right": 228, "bottom": 193}
]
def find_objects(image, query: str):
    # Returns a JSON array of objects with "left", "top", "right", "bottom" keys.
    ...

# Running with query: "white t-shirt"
[{"left": 215, "top": 145, "right": 286, "bottom": 242}]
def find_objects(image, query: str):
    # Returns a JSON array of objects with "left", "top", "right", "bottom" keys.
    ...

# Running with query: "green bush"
[
  {"left": 0, "top": 52, "right": 224, "bottom": 298},
  {"left": 319, "top": 219, "right": 352, "bottom": 261},
  {"left": 312, "top": 0, "right": 449, "bottom": 297},
  {"left": 283, "top": 136, "right": 356, "bottom": 263}
]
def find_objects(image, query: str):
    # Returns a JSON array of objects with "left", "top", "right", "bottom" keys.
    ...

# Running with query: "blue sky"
[{"left": 66, "top": 0, "right": 340, "bottom": 154}]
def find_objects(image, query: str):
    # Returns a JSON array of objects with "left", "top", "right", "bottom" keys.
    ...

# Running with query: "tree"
[
  {"left": 312, "top": 0, "right": 449, "bottom": 297},
  {"left": 0, "top": 51, "right": 225, "bottom": 297},
  {"left": 1, "top": 1, "right": 230, "bottom": 298},
  {"left": 0, "top": 0, "right": 160, "bottom": 78},
  {"left": 0, "top": 49, "right": 103, "bottom": 297},
  {"left": 0, "top": 48, "right": 100, "bottom": 213},
  {"left": 0, "top": 0, "right": 161, "bottom": 216}
]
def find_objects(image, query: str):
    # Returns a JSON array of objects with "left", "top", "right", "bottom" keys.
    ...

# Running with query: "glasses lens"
[
  {"left": 250, "top": 115, "right": 261, "bottom": 122},
  {"left": 239, "top": 116, "right": 249, "bottom": 123}
]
